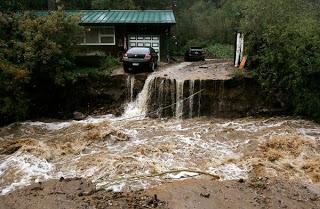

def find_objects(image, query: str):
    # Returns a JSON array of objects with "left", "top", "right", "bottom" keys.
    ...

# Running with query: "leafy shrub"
[
  {"left": 242, "top": 0, "right": 320, "bottom": 122},
  {"left": 232, "top": 69, "right": 245, "bottom": 79},
  {"left": 205, "top": 43, "right": 233, "bottom": 59},
  {"left": 17, "top": 10, "right": 81, "bottom": 86},
  {"left": 0, "top": 10, "right": 82, "bottom": 125},
  {"left": 0, "top": 62, "right": 30, "bottom": 124},
  {"left": 100, "top": 55, "right": 120, "bottom": 75}
]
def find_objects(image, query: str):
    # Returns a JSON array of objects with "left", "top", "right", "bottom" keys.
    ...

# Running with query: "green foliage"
[
  {"left": 0, "top": 10, "right": 81, "bottom": 125},
  {"left": 59, "top": 0, "right": 92, "bottom": 9},
  {"left": 100, "top": 55, "right": 120, "bottom": 75},
  {"left": 174, "top": 0, "right": 240, "bottom": 50},
  {"left": 0, "top": 12, "right": 29, "bottom": 123},
  {"left": 91, "top": 0, "right": 172, "bottom": 10},
  {"left": 205, "top": 43, "right": 233, "bottom": 59},
  {"left": 91, "top": 0, "right": 136, "bottom": 10},
  {"left": 232, "top": 69, "right": 245, "bottom": 80},
  {"left": 1, "top": 0, "right": 320, "bottom": 124},
  {"left": 17, "top": 10, "right": 81, "bottom": 86},
  {"left": 242, "top": 0, "right": 320, "bottom": 122},
  {"left": 0, "top": 0, "right": 48, "bottom": 11},
  {"left": 0, "top": 61, "right": 30, "bottom": 123}
]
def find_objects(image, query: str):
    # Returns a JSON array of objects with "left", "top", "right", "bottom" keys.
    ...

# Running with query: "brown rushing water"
[
  {"left": 0, "top": 115, "right": 319, "bottom": 195},
  {"left": 1, "top": 62, "right": 320, "bottom": 195}
]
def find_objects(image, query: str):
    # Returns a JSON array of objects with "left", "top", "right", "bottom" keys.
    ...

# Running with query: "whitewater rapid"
[{"left": 1, "top": 116, "right": 319, "bottom": 195}]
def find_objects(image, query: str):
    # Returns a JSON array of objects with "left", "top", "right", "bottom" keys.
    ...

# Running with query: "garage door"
[{"left": 128, "top": 35, "right": 160, "bottom": 60}]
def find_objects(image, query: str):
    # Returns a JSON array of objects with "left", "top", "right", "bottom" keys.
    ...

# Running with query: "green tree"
[
  {"left": 0, "top": 62, "right": 29, "bottom": 124},
  {"left": 242, "top": 0, "right": 320, "bottom": 121},
  {"left": 0, "top": 12, "right": 29, "bottom": 124},
  {"left": 133, "top": 0, "right": 172, "bottom": 9},
  {"left": 0, "top": 0, "right": 48, "bottom": 11},
  {"left": 18, "top": 10, "right": 81, "bottom": 85},
  {"left": 60, "top": 0, "right": 92, "bottom": 9},
  {"left": 91, "top": 0, "right": 136, "bottom": 10}
]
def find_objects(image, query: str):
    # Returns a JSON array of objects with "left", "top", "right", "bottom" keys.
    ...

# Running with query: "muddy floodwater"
[
  {"left": 1, "top": 61, "right": 320, "bottom": 202},
  {"left": 1, "top": 115, "right": 320, "bottom": 195}
]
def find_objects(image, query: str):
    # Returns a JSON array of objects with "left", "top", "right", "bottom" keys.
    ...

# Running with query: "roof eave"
[{"left": 79, "top": 22, "right": 176, "bottom": 26}]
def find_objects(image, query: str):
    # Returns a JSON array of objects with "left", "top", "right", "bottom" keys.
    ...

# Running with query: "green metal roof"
[{"left": 34, "top": 10, "right": 176, "bottom": 24}]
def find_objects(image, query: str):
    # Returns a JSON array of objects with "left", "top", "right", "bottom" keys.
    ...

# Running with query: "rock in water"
[{"left": 73, "top": 112, "right": 86, "bottom": 120}]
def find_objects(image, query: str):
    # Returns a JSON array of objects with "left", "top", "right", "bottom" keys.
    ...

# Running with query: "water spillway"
[
  {"left": 124, "top": 61, "right": 284, "bottom": 119},
  {"left": 125, "top": 77, "right": 222, "bottom": 119},
  {"left": 18, "top": 61, "right": 283, "bottom": 122},
  {"left": 126, "top": 75, "right": 135, "bottom": 102}
]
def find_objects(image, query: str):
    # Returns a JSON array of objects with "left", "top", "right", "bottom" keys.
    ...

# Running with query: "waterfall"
[
  {"left": 126, "top": 75, "right": 135, "bottom": 102},
  {"left": 157, "top": 80, "right": 165, "bottom": 117},
  {"left": 218, "top": 80, "right": 225, "bottom": 112},
  {"left": 171, "top": 79, "right": 176, "bottom": 116},
  {"left": 189, "top": 80, "right": 195, "bottom": 118},
  {"left": 123, "top": 74, "right": 203, "bottom": 119},
  {"left": 123, "top": 75, "right": 156, "bottom": 119},
  {"left": 175, "top": 80, "right": 184, "bottom": 119},
  {"left": 198, "top": 80, "right": 202, "bottom": 117}
]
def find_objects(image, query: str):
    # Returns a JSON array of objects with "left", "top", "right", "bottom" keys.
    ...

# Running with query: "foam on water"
[
  {"left": 167, "top": 171, "right": 200, "bottom": 179},
  {"left": 22, "top": 114, "right": 114, "bottom": 131},
  {"left": 209, "top": 164, "right": 248, "bottom": 180},
  {"left": 3, "top": 63, "right": 320, "bottom": 195},
  {"left": 1, "top": 116, "right": 320, "bottom": 195},
  {"left": 22, "top": 121, "right": 72, "bottom": 131},
  {"left": 0, "top": 152, "right": 54, "bottom": 195},
  {"left": 216, "top": 120, "right": 291, "bottom": 133}
]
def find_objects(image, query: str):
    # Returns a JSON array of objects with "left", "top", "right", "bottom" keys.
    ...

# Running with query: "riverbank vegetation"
[
  {"left": 0, "top": 10, "right": 81, "bottom": 124},
  {"left": 0, "top": 0, "right": 319, "bottom": 124}
]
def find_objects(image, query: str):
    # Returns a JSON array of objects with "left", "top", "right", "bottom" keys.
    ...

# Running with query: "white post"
[{"left": 235, "top": 33, "right": 241, "bottom": 67}]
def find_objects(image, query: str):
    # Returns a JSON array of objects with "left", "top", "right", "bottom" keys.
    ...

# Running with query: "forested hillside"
[{"left": 0, "top": 0, "right": 319, "bottom": 124}]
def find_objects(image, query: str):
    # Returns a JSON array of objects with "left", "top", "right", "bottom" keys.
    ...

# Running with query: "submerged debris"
[{"left": 73, "top": 111, "right": 86, "bottom": 120}]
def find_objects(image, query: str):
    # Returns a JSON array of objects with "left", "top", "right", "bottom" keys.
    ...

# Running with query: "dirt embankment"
[
  {"left": 1, "top": 177, "right": 319, "bottom": 209},
  {"left": 147, "top": 178, "right": 320, "bottom": 209},
  {"left": 0, "top": 178, "right": 168, "bottom": 209},
  {"left": 145, "top": 60, "right": 287, "bottom": 118},
  {"left": 26, "top": 73, "right": 147, "bottom": 122}
]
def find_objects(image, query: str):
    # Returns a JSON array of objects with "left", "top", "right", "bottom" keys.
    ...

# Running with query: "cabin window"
[
  {"left": 80, "top": 26, "right": 115, "bottom": 45},
  {"left": 99, "top": 27, "right": 115, "bottom": 44},
  {"left": 86, "top": 28, "right": 99, "bottom": 43}
]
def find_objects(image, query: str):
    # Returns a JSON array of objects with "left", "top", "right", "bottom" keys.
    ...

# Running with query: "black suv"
[
  {"left": 123, "top": 47, "right": 158, "bottom": 73},
  {"left": 184, "top": 47, "right": 205, "bottom": 61}
]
